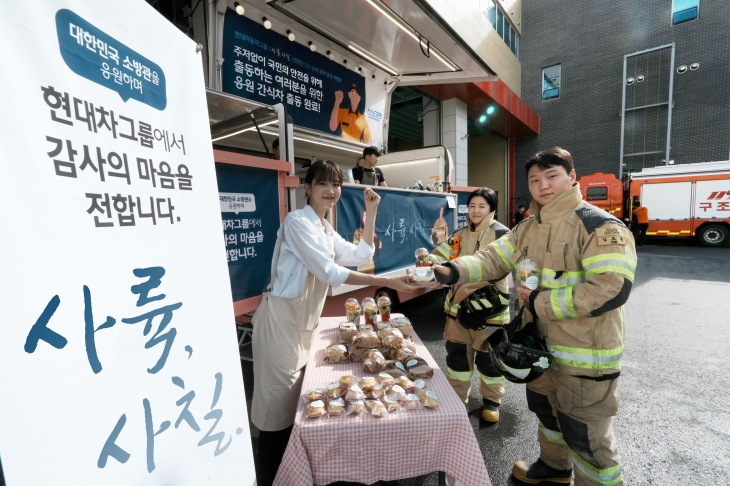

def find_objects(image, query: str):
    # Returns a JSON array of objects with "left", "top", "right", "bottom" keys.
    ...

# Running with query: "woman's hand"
[
  {"left": 386, "top": 275, "right": 418, "bottom": 292},
  {"left": 364, "top": 186, "right": 380, "bottom": 212}
]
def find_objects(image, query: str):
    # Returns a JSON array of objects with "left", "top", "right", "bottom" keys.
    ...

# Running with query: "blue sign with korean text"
[
  {"left": 216, "top": 163, "right": 280, "bottom": 301},
  {"left": 337, "top": 187, "right": 453, "bottom": 275},
  {"left": 56, "top": 9, "right": 167, "bottom": 110},
  {"left": 454, "top": 189, "right": 472, "bottom": 229},
  {"left": 221, "top": 11, "right": 372, "bottom": 143}
]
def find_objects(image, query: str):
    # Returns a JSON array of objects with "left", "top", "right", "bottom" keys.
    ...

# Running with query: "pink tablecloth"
[{"left": 273, "top": 314, "right": 491, "bottom": 486}]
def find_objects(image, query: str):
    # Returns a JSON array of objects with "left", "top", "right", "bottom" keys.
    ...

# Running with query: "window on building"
[
  {"left": 672, "top": 0, "right": 699, "bottom": 24},
  {"left": 542, "top": 65, "right": 561, "bottom": 100},
  {"left": 587, "top": 187, "right": 608, "bottom": 201},
  {"left": 481, "top": 0, "right": 520, "bottom": 58}
]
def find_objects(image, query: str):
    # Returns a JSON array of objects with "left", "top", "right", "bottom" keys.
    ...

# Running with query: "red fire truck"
[{"left": 578, "top": 161, "right": 730, "bottom": 247}]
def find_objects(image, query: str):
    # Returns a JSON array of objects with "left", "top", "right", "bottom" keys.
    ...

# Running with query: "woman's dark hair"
[
  {"left": 305, "top": 160, "right": 343, "bottom": 204},
  {"left": 525, "top": 146, "right": 574, "bottom": 176},
  {"left": 467, "top": 187, "right": 498, "bottom": 214}
]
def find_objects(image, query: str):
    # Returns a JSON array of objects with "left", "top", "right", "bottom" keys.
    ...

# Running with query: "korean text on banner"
[
  {"left": 221, "top": 11, "right": 386, "bottom": 147},
  {"left": 337, "top": 187, "right": 454, "bottom": 275},
  {"left": 216, "top": 163, "right": 281, "bottom": 301},
  {"left": 0, "top": 1, "right": 255, "bottom": 485}
]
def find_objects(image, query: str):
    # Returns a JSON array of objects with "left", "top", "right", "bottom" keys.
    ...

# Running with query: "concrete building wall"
[
  {"left": 515, "top": 0, "right": 730, "bottom": 203},
  {"left": 424, "top": 0, "right": 522, "bottom": 95},
  {"left": 442, "top": 98, "right": 469, "bottom": 186},
  {"left": 468, "top": 133, "right": 508, "bottom": 224},
  {"left": 422, "top": 97, "right": 441, "bottom": 147}
]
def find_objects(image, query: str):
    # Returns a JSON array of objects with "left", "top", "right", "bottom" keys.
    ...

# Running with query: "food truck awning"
[
  {"left": 267, "top": 0, "right": 498, "bottom": 84},
  {"left": 207, "top": 88, "right": 368, "bottom": 162}
]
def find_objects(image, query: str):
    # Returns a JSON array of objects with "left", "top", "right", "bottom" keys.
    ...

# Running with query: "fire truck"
[{"left": 578, "top": 161, "right": 730, "bottom": 247}]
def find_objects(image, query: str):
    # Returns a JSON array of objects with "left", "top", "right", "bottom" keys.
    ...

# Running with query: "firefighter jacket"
[
  {"left": 450, "top": 185, "right": 637, "bottom": 377},
  {"left": 430, "top": 211, "right": 511, "bottom": 326}
]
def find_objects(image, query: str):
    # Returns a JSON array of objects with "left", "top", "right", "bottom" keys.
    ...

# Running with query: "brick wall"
[{"left": 514, "top": 0, "right": 730, "bottom": 201}]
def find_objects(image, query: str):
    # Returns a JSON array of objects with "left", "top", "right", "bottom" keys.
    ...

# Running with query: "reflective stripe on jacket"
[
  {"left": 452, "top": 185, "right": 637, "bottom": 377},
  {"left": 432, "top": 211, "right": 511, "bottom": 326}
]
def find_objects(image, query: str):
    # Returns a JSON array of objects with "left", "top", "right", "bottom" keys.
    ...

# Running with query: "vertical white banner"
[
  {"left": 0, "top": 1, "right": 255, "bottom": 485},
  {"left": 365, "top": 76, "right": 388, "bottom": 148}
]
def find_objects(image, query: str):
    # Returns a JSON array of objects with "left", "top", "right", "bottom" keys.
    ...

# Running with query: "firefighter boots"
[{"left": 511, "top": 459, "right": 572, "bottom": 484}]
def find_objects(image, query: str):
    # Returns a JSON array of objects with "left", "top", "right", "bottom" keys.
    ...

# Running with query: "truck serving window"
[{"left": 587, "top": 187, "right": 607, "bottom": 200}]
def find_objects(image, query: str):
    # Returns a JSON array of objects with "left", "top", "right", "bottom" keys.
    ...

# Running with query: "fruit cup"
[{"left": 377, "top": 295, "right": 391, "bottom": 322}]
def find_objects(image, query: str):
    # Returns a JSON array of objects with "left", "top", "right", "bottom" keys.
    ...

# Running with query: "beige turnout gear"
[
  {"left": 450, "top": 184, "right": 636, "bottom": 486},
  {"left": 528, "top": 368, "right": 621, "bottom": 486},
  {"left": 251, "top": 226, "right": 330, "bottom": 432},
  {"left": 431, "top": 212, "right": 511, "bottom": 404}
]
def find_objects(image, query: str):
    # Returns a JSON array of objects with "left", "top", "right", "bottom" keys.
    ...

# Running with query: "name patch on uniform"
[{"left": 596, "top": 225, "right": 628, "bottom": 246}]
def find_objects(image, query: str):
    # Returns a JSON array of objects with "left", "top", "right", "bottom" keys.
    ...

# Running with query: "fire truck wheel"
[{"left": 697, "top": 224, "right": 728, "bottom": 247}]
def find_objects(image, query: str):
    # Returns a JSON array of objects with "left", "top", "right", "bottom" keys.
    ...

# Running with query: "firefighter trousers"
[
  {"left": 443, "top": 317, "right": 505, "bottom": 405},
  {"left": 526, "top": 368, "right": 623, "bottom": 486}
]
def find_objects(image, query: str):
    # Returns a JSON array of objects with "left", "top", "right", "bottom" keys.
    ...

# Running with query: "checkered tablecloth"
[{"left": 273, "top": 314, "right": 492, "bottom": 486}]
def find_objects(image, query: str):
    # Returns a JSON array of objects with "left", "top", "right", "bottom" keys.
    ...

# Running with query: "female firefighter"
[{"left": 429, "top": 187, "right": 511, "bottom": 424}]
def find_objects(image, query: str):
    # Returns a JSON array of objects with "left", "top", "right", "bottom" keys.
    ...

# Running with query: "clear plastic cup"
[
  {"left": 363, "top": 303, "right": 378, "bottom": 325},
  {"left": 347, "top": 303, "right": 361, "bottom": 323},
  {"left": 518, "top": 258, "right": 539, "bottom": 290},
  {"left": 414, "top": 248, "right": 429, "bottom": 267},
  {"left": 377, "top": 295, "right": 391, "bottom": 322},
  {"left": 345, "top": 297, "right": 359, "bottom": 314}
]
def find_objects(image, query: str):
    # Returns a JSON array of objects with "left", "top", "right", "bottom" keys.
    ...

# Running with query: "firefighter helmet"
[
  {"left": 488, "top": 319, "right": 553, "bottom": 384},
  {"left": 457, "top": 284, "right": 511, "bottom": 330}
]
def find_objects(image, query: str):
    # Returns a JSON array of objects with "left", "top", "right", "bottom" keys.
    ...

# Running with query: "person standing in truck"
[{"left": 352, "top": 146, "right": 387, "bottom": 186}]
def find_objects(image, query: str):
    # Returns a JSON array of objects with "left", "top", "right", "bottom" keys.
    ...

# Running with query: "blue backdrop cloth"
[{"left": 337, "top": 187, "right": 453, "bottom": 275}]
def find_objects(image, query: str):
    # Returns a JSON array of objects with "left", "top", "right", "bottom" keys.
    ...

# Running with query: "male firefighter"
[{"left": 434, "top": 147, "right": 636, "bottom": 486}]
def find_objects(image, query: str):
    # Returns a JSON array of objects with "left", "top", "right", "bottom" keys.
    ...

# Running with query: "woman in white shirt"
[{"left": 251, "top": 160, "right": 415, "bottom": 485}]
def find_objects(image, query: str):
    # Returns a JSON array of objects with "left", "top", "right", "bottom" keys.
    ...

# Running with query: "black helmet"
[
  {"left": 488, "top": 318, "right": 552, "bottom": 383},
  {"left": 457, "top": 284, "right": 511, "bottom": 330}
]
